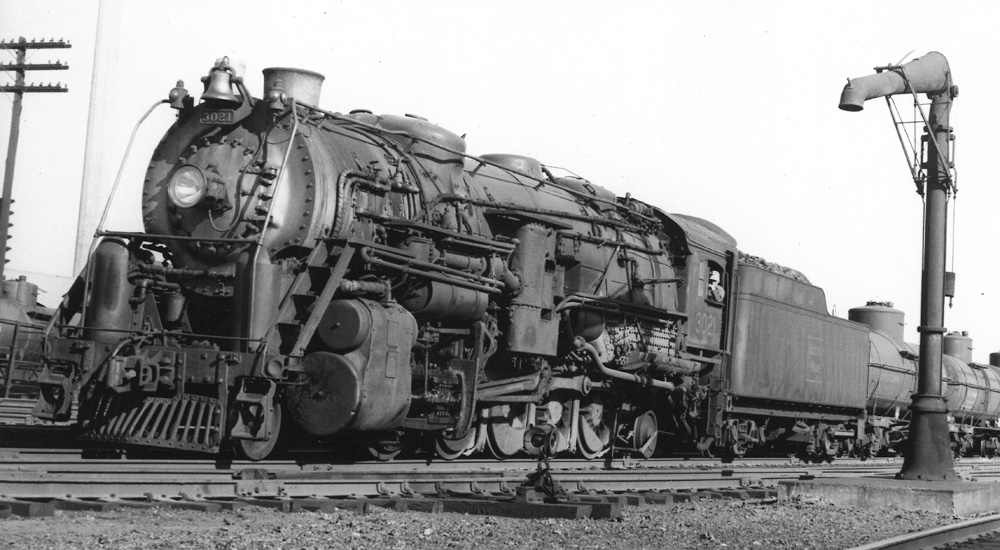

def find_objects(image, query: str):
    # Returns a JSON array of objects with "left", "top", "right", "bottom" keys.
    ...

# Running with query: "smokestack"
[{"left": 262, "top": 67, "right": 325, "bottom": 107}]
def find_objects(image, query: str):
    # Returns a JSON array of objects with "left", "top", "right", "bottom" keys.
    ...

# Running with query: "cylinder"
[
  {"left": 399, "top": 281, "right": 488, "bottom": 324},
  {"left": 848, "top": 301, "right": 905, "bottom": 343},
  {"left": 317, "top": 299, "right": 372, "bottom": 351},
  {"left": 284, "top": 301, "right": 416, "bottom": 436}
]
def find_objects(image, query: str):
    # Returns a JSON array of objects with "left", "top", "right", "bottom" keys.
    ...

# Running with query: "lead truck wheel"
[{"left": 234, "top": 402, "right": 282, "bottom": 461}]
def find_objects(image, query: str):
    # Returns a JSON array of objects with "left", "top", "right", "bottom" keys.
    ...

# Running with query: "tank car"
[
  {"left": 848, "top": 302, "right": 1000, "bottom": 458},
  {"left": 0, "top": 276, "right": 49, "bottom": 400},
  {"left": 31, "top": 58, "right": 742, "bottom": 460}
]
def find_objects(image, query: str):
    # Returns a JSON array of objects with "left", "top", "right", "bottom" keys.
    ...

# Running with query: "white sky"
[{"left": 1, "top": 0, "right": 999, "bottom": 359}]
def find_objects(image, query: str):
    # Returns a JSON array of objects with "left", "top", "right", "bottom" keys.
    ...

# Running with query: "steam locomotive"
[{"left": 29, "top": 58, "right": 999, "bottom": 462}]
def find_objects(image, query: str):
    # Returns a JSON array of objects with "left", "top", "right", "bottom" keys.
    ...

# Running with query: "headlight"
[{"left": 167, "top": 165, "right": 206, "bottom": 208}]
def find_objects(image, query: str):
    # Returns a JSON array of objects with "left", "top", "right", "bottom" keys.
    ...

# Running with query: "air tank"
[{"left": 849, "top": 301, "right": 905, "bottom": 342}]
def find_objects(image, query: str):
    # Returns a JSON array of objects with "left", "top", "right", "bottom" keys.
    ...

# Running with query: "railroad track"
[
  {"left": 847, "top": 514, "right": 1000, "bottom": 549},
  {"left": 6, "top": 428, "right": 1000, "bottom": 525},
  {"left": 0, "top": 446, "right": 908, "bottom": 521},
  {"left": 0, "top": 454, "right": 826, "bottom": 498}
]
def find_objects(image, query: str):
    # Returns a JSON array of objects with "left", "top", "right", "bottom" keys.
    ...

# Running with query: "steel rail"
[
  {"left": 0, "top": 450, "right": 915, "bottom": 501},
  {"left": 845, "top": 513, "right": 1000, "bottom": 550},
  {"left": 0, "top": 444, "right": 904, "bottom": 470},
  {"left": 0, "top": 465, "right": 750, "bottom": 500},
  {"left": 0, "top": 450, "right": 865, "bottom": 486}
]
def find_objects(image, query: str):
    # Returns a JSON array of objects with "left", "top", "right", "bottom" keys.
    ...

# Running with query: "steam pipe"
[
  {"left": 360, "top": 247, "right": 503, "bottom": 293},
  {"left": 257, "top": 98, "right": 299, "bottom": 246},
  {"left": 840, "top": 51, "right": 958, "bottom": 481},
  {"left": 573, "top": 336, "right": 675, "bottom": 391}
]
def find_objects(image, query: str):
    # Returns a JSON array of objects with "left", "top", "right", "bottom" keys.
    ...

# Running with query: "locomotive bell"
[{"left": 201, "top": 58, "right": 240, "bottom": 106}]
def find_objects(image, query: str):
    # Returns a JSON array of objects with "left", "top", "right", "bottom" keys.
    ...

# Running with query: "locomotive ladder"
[{"left": 265, "top": 240, "right": 356, "bottom": 357}]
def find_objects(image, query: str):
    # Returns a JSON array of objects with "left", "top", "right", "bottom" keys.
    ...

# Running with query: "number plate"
[{"left": 200, "top": 110, "right": 235, "bottom": 125}]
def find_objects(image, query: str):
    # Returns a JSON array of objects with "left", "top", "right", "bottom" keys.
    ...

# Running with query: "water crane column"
[{"left": 839, "top": 51, "right": 958, "bottom": 481}]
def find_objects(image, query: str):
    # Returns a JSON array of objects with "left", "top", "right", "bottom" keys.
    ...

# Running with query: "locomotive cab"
[{"left": 663, "top": 213, "right": 736, "bottom": 355}]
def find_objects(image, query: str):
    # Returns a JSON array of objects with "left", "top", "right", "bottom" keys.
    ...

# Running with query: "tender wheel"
[
  {"left": 818, "top": 430, "right": 837, "bottom": 463},
  {"left": 859, "top": 444, "right": 875, "bottom": 460},
  {"left": 695, "top": 435, "right": 716, "bottom": 458},
  {"left": 980, "top": 439, "right": 1000, "bottom": 459},
  {"left": 577, "top": 398, "right": 612, "bottom": 459},
  {"left": 954, "top": 435, "right": 974, "bottom": 458},
  {"left": 841, "top": 438, "right": 856, "bottom": 458},
  {"left": 486, "top": 404, "right": 528, "bottom": 459},
  {"left": 721, "top": 442, "right": 746, "bottom": 463},
  {"left": 234, "top": 402, "right": 282, "bottom": 461}
]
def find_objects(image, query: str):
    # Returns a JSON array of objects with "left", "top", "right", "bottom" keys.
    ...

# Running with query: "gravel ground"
[{"left": 0, "top": 496, "right": 958, "bottom": 550}]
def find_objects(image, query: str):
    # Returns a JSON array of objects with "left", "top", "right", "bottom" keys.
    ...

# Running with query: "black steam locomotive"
[{"left": 31, "top": 58, "right": 1000, "bottom": 461}]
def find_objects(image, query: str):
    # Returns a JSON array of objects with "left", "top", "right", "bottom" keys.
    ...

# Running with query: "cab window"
[{"left": 700, "top": 260, "right": 726, "bottom": 304}]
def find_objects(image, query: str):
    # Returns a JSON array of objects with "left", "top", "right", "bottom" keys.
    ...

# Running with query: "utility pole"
[{"left": 0, "top": 36, "right": 70, "bottom": 281}]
